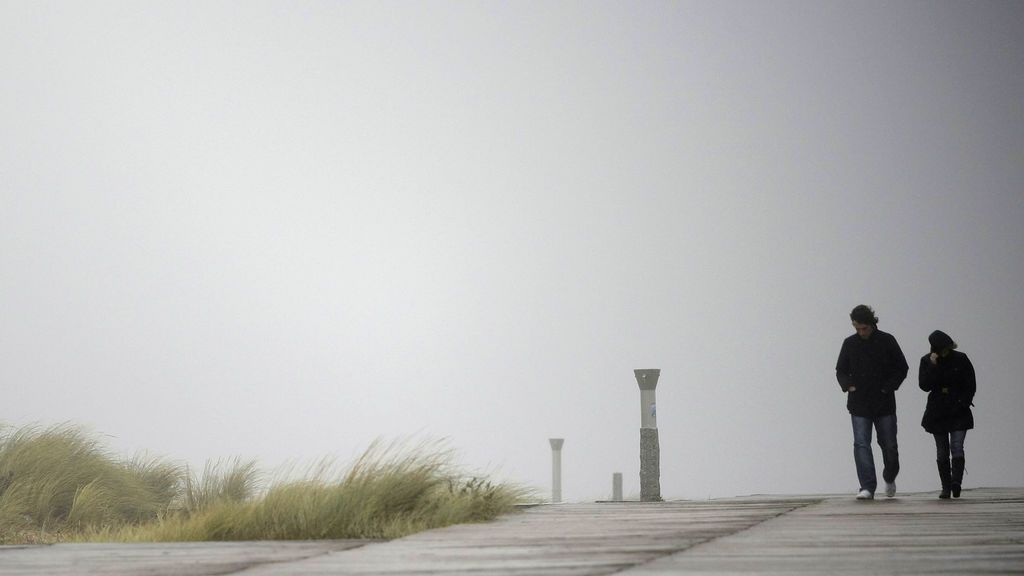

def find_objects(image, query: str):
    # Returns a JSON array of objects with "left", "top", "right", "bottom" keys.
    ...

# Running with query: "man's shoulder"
[{"left": 874, "top": 330, "right": 901, "bottom": 345}]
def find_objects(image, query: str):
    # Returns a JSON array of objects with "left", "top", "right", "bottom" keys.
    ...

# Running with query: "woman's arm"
[{"left": 918, "top": 355, "right": 938, "bottom": 392}]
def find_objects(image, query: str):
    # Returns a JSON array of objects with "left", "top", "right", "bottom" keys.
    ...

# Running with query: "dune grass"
[
  {"left": 0, "top": 424, "right": 529, "bottom": 544},
  {"left": 0, "top": 423, "right": 182, "bottom": 543}
]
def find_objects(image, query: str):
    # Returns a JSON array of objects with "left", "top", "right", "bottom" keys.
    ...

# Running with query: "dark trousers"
[{"left": 934, "top": 430, "right": 967, "bottom": 459}]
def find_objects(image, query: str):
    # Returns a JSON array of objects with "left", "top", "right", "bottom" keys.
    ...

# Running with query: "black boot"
[
  {"left": 937, "top": 459, "right": 951, "bottom": 499},
  {"left": 951, "top": 457, "right": 965, "bottom": 498}
]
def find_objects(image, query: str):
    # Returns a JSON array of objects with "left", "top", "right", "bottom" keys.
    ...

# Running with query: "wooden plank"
[
  {"left": 0, "top": 540, "right": 371, "bottom": 576},
  {"left": 243, "top": 500, "right": 813, "bottom": 575},
  {"left": 625, "top": 488, "right": 1024, "bottom": 575},
  {"left": 1, "top": 489, "right": 1022, "bottom": 575}
]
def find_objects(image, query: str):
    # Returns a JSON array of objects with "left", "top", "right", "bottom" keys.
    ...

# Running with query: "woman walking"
[{"left": 919, "top": 330, "right": 976, "bottom": 499}]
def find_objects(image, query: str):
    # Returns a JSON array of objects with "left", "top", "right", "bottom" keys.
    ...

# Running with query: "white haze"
[{"left": 2, "top": 1, "right": 1022, "bottom": 500}]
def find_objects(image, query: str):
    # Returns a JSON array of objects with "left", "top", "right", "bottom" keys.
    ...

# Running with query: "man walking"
[{"left": 835, "top": 305, "right": 909, "bottom": 499}]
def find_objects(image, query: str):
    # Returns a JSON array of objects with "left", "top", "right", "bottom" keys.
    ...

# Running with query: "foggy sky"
[{"left": 2, "top": 1, "right": 1022, "bottom": 500}]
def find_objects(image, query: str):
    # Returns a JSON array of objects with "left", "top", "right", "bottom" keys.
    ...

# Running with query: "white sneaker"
[
  {"left": 885, "top": 482, "right": 896, "bottom": 498},
  {"left": 856, "top": 489, "right": 874, "bottom": 500}
]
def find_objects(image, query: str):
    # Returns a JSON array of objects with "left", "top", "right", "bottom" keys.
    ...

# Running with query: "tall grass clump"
[
  {"left": 114, "top": 439, "right": 531, "bottom": 541},
  {"left": 182, "top": 458, "right": 259, "bottom": 514},
  {"left": 0, "top": 423, "right": 530, "bottom": 544},
  {"left": 0, "top": 424, "right": 182, "bottom": 543}
]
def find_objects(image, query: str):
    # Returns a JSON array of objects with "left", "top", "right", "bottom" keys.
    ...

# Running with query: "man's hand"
[
  {"left": 929, "top": 352, "right": 939, "bottom": 365},
  {"left": 847, "top": 386, "right": 857, "bottom": 392}
]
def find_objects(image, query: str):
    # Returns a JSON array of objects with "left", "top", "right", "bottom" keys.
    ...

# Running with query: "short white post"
[
  {"left": 612, "top": 472, "right": 623, "bottom": 502},
  {"left": 549, "top": 438, "right": 564, "bottom": 503}
]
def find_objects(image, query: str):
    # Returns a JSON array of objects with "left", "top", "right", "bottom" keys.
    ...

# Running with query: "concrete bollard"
[
  {"left": 634, "top": 369, "right": 662, "bottom": 502},
  {"left": 612, "top": 472, "right": 623, "bottom": 502},
  {"left": 549, "top": 438, "right": 564, "bottom": 503}
]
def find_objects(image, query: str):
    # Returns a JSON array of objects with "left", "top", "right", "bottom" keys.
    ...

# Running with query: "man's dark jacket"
[
  {"left": 918, "top": 350, "right": 976, "bottom": 433},
  {"left": 835, "top": 329, "right": 909, "bottom": 417}
]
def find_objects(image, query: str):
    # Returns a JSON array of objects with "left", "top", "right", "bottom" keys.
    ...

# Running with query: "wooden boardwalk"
[{"left": 1, "top": 488, "right": 1022, "bottom": 575}]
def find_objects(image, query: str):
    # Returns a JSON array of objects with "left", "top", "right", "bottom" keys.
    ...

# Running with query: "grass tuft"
[
  {"left": 0, "top": 423, "right": 530, "bottom": 544},
  {"left": 0, "top": 424, "right": 181, "bottom": 542},
  {"left": 183, "top": 458, "right": 259, "bottom": 514}
]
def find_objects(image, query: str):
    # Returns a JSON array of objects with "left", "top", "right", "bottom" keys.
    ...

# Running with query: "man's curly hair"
[{"left": 850, "top": 304, "right": 878, "bottom": 326}]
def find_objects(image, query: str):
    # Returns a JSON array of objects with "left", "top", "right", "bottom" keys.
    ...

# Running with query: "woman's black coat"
[{"left": 918, "top": 350, "right": 976, "bottom": 434}]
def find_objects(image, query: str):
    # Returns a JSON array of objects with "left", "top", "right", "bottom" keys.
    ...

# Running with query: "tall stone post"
[
  {"left": 634, "top": 369, "right": 661, "bottom": 501},
  {"left": 549, "top": 438, "right": 564, "bottom": 503}
]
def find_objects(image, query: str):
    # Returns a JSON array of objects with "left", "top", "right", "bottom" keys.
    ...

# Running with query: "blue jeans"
[{"left": 851, "top": 414, "right": 899, "bottom": 493}]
